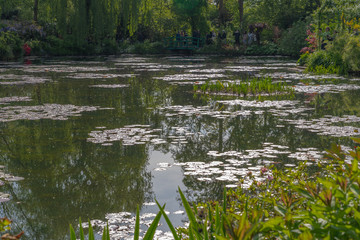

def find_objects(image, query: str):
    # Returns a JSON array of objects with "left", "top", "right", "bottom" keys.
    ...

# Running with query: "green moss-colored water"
[{"left": 0, "top": 55, "right": 359, "bottom": 239}]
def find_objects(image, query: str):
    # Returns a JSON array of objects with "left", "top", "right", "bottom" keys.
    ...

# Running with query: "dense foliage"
[
  {"left": 0, "top": 0, "right": 359, "bottom": 73},
  {"left": 298, "top": 0, "right": 360, "bottom": 74}
]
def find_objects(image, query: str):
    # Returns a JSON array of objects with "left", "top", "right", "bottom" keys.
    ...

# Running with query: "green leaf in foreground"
[
  {"left": 134, "top": 206, "right": 140, "bottom": 240},
  {"left": 178, "top": 187, "right": 200, "bottom": 237},
  {"left": 88, "top": 219, "right": 94, "bottom": 240},
  {"left": 79, "top": 218, "right": 85, "bottom": 240},
  {"left": 143, "top": 209, "right": 162, "bottom": 240},
  {"left": 155, "top": 199, "right": 181, "bottom": 240},
  {"left": 69, "top": 224, "right": 76, "bottom": 240}
]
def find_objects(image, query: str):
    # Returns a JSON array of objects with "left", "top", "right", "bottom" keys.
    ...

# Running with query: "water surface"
[{"left": 0, "top": 55, "right": 359, "bottom": 239}]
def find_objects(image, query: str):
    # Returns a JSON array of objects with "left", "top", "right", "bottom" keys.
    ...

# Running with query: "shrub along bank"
[{"left": 297, "top": 2, "right": 360, "bottom": 75}]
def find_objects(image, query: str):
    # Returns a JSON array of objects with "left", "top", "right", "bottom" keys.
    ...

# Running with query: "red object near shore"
[{"left": 23, "top": 43, "right": 31, "bottom": 56}]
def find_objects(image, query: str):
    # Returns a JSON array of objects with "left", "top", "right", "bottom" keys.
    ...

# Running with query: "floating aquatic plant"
[
  {"left": 22, "top": 66, "right": 115, "bottom": 73},
  {"left": 89, "top": 84, "right": 129, "bottom": 88},
  {"left": 255, "top": 72, "right": 348, "bottom": 80},
  {"left": 67, "top": 73, "right": 137, "bottom": 79},
  {"left": 0, "top": 96, "right": 32, "bottom": 105},
  {"left": 282, "top": 115, "right": 360, "bottom": 137},
  {"left": 0, "top": 74, "right": 50, "bottom": 85},
  {"left": 0, "top": 104, "right": 100, "bottom": 122},
  {"left": 194, "top": 77, "right": 294, "bottom": 97},
  {"left": 87, "top": 125, "right": 193, "bottom": 146},
  {"left": 294, "top": 83, "right": 360, "bottom": 93},
  {"left": 154, "top": 73, "right": 228, "bottom": 81}
]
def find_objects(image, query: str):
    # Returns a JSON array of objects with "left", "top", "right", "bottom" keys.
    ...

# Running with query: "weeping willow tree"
[{"left": 48, "top": 0, "right": 147, "bottom": 46}]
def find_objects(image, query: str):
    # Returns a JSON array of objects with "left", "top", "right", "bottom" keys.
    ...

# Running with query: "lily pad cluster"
[
  {"left": 282, "top": 115, "right": 360, "bottom": 137},
  {"left": 154, "top": 73, "right": 228, "bottom": 82},
  {"left": 87, "top": 125, "right": 162, "bottom": 146},
  {"left": 0, "top": 74, "right": 50, "bottom": 85},
  {"left": 90, "top": 84, "right": 129, "bottom": 88},
  {"left": 67, "top": 73, "right": 137, "bottom": 79},
  {"left": 0, "top": 165, "right": 24, "bottom": 203},
  {"left": 0, "top": 96, "right": 32, "bottom": 105},
  {"left": 294, "top": 83, "right": 360, "bottom": 93},
  {"left": 0, "top": 104, "right": 99, "bottom": 122},
  {"left": 87, "top": 125, "right": 195, "bottom": 146},
  {"left": 21, "top": 65, "right": 115, "bottom": 73}
]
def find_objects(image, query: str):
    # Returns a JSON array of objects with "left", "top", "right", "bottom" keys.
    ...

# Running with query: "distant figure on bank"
[
  {"left": 212, "top": 31, "right": 216, "bottom": 42},
  {"left": 248, "top": 31, "right": 256, "bottom": 45},
  {"left": 221, "top": 30, "right": 226, "bottom": 39},
  {"left": 233, "top": 30, "right": 240, "bottom": 46},
  {"left": 23, "top": 43, "right": 31, "bottom": 56},
  {"left": 221, "top": 30, "right": 227, "bottom": 44},
  {"left": 243, "top": 31, "right": 248, "bottom": 46}
]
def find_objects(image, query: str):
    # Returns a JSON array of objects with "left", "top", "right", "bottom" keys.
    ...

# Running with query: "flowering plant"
[{"left": 300, "top": 29, "right": 317, "bottom": 54}]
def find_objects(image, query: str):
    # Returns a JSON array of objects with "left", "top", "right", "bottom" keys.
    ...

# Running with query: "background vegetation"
[{"left": 0, "top": 0, "right": 359, "bottom": 73}]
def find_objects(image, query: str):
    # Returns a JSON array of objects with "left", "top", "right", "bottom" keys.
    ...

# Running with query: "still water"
[{"left": 0, "top": 55, "right": 359, "bottom": 239}]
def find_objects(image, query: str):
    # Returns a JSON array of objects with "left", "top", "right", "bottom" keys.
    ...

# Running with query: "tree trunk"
[
  {"left": 238, "top": 0, "right": 243, "bottom": 28},
  {"left": 219, "top": 0, "right": 224, "bottom": 26},
  {"left": 34, "top": 0, "right": 38, "bottom": 22}
]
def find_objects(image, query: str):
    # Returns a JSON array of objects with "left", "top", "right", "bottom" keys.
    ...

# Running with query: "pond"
[{"left": 0, "top": 55, "right": 359, "bottom": 239}]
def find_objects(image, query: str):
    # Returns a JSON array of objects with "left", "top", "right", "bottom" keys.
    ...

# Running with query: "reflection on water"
[{"left": 0, "top": 55, "right": 359, "bottom": 239}]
